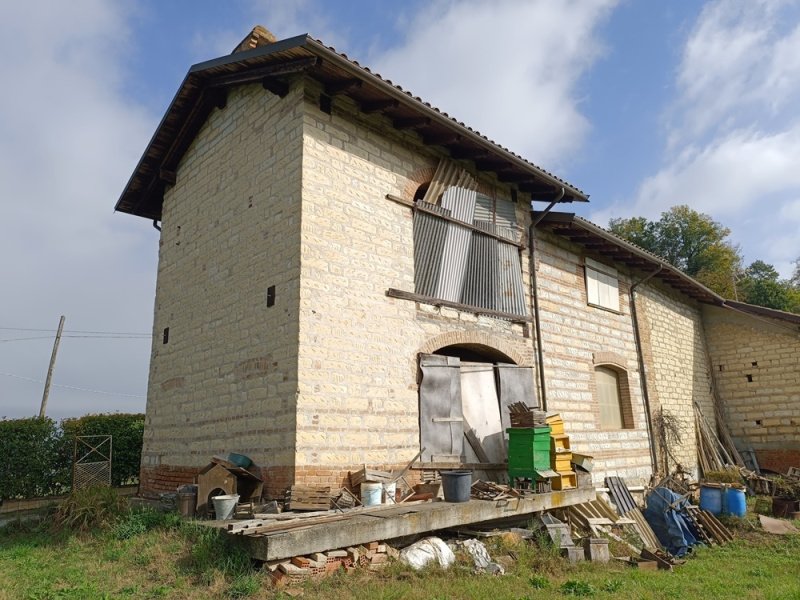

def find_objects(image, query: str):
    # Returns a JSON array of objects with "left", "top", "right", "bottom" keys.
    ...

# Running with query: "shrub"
[
  {"left": 61, "top": 413, "right": 145, "bottom": 486},
  {"left": 0, "top": 417, "right": 65, "bottom": 498},
  {"left": 54, "top": 485, "right": 128, "bottom": 532}
]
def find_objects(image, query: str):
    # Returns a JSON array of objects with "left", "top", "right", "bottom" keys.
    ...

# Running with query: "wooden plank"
[{"left": 410, "top": 462, "right": 507, "bottom": 470}]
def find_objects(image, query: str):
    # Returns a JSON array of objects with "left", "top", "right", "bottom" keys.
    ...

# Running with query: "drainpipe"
[
  {"left": 629, "top": 264, "right": 663, "bottom": 474},
  {"left": 528, "top": 187, "right": 565, "bottom": 411},
  {"left": 152, "top": 219, "right": 161, "bottom": 232}
]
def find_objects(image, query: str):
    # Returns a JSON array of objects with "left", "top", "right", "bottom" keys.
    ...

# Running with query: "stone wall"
[
  {"left": 140, "top": 82, "right": 305, "bottom": 496},
  {"left": 635, "top": 285, "right": 715, "bottom": 477},
  {"left": 703, "top": 305, "right": 800, "bottom": 473},
  {"left": 533, "top": 232, "right": 652, "bottom": 484},
  {"left": 294, "top": 81, "right": 535, "bottom": 488}
]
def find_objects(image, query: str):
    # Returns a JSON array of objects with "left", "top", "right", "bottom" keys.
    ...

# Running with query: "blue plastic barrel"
[
  {"left": 724, "top": 487, "right": 747, "bottom": 517},
  {"left": 699, "top": 485, "right": 722, "bottom": 515}
]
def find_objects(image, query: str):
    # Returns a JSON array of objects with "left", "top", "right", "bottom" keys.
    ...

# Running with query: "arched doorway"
[{"left": 418, "top": 343, "right": 537, "bottom": 471}]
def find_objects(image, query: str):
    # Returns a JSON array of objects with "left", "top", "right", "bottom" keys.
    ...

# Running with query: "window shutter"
[{"left": 419, "top": 354, "right": 464, "bottom": 462}]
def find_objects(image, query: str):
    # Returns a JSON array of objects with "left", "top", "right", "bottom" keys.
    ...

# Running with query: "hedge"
[{"left": 0, "top": 413, "right": 144, "bottom": 500}]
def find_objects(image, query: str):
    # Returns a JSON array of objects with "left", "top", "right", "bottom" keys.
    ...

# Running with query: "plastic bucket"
[
  {"left": 699, "top": 485, "right": 722, "bottom": 515},
  {"left": 441, "top": 470, "right": 472, "bottom": 503},
  {"left": 211, "top": 494, "right": 239, "bottom": 520},
  {"left": 383, "top": 481, "right": 397, "bottom": 504},
  {"left": 361, "top": 482, "right": 382, "bottom": 507},
  {"left": 723, "top": 487, "right": 746, "bottom": 517}
]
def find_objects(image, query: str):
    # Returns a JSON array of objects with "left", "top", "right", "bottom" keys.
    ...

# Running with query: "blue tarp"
[{"left": 642, "top": 487, "right": 699, "bottom": 557}]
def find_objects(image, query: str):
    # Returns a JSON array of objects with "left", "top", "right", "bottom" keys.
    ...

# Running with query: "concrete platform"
[{"left": 234, "top": 487, "right": 596, "bottom": 561}]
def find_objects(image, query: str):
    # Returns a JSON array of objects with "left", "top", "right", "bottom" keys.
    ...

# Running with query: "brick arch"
[
  {"left": 401, "top": 164, "right": 438, "bottom": 200},
  {"left": 416, "top": 331, "right": 530, "bottom": 367},
  {"left": 592, "top": 351, "right": 628, "bottom": 370}
]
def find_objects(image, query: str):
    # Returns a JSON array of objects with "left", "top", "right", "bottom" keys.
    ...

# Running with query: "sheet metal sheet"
[
  {"left": 434, "top": 187, "right": 477, "bottom": 302},
  {"left": 413, "top": 204, "right": 450, "bottom": 297}
]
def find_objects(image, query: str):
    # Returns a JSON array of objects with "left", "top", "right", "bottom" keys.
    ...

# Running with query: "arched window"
[{"left": 595, "top": 366, "right": 633, "bottom": 430}]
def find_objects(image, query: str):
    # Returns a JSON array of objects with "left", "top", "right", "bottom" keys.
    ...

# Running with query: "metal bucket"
[{"left": 211, "top": 494, "right": 239, "bottom": 520}]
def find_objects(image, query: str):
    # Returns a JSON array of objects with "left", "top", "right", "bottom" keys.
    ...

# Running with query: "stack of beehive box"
[{"left": 546, "top": 414, "right": 576, "bottom": 490}]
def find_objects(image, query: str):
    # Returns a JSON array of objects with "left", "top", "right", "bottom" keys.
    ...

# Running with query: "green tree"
[
  {"left": 609, "top": 205, "right": 742, "bottom": 298},
  {"left": 739, "top": 260, "right": 789, "bottom": 310}
]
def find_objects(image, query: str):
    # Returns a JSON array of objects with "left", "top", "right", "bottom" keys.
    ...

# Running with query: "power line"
[
  {"left": 1, "top": 372, "right": 146, "bottom": 399},
  {"left": 0, "top": 326, "right": 152, "bottom": 336},
  {"left": 0, "top": 334, "right": 151, "bottom": 343}
]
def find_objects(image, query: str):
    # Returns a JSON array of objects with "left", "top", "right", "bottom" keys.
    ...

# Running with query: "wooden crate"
[{"left": 551, "top": 471, "right": 577, "bottom": 490}]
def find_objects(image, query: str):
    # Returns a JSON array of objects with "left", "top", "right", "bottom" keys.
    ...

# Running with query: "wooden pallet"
[{"left": 285, "top": 485, "right": 331, "bottom": 511}]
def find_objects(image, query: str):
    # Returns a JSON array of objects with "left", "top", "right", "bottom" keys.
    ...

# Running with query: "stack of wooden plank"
[
  {"left": 604, "top": 477, "right": 662, "bottom": 550},
  {"left": 684, "top": 506, "right": 734, "bottom": 545},
  {"left": 547, "top": 414, "right": 576, "bottom": 490},
  {"left": 470, "top": 480, "right": 522, "bottom": 501},
  {"left": 285, "top": 485, "right": 331, "bottom": 511},
  {"left": 508, "top": 402, "right": 546, "bottom": 428}
]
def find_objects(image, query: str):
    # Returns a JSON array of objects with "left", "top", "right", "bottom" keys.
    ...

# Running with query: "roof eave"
[
  {"left": 116, "top": 33, "right": 588, "bottom": 219},
  {"left": 534, "top": 211, "right": 726, "bottom": 305}
]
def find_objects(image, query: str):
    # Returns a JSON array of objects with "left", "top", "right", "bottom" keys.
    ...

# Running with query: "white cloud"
[
  {"left": 603, "top": 0, "right": 800, "bottom": 278},
  {"left": 370, "top": 0, "right": 618, "bottom": 169},
  {"left": 0, "top": 1, "right": 157, "bottom": 418}
]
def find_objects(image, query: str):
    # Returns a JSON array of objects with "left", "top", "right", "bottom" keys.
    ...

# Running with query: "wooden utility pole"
[{"left": 39, "top": 315, "right": 65, "bottom": 418}]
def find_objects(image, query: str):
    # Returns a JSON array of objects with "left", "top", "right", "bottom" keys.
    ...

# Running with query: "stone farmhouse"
[{"left": 116, "top": 27, "right": 800, "bottom": 498}]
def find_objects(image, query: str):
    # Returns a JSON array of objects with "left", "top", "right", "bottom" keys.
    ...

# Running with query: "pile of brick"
[{"left": 268, "top": 541, "right": 397, "bottom": 586}]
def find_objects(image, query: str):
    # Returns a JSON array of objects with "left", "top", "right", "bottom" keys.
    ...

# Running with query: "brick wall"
[
  {"left": 294, "top": 81, "right": 535, "bottom": 481},
  {"left": 703, "top": 305, "right": 800, "bottom": 473},
  {"left": 635, "top": 284, "right": 715, "bottom": 477},
  {"left": 533, "top": 232, "right": 652, "bottom": 484},
  {"left": 140, "top": 82, "right": 305, "bottom": 495}
]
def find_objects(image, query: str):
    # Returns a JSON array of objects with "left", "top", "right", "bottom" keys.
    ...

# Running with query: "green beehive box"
[{"left": 507, "top": 427, "right": 552, "bottom": 480}]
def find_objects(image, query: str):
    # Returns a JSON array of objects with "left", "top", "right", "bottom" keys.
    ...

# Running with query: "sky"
[{"left": 1, "top": 0, "right": 799, "bottom": 420}]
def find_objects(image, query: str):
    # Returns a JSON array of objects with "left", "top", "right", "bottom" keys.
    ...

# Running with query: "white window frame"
[{"left": 584, "top": 257, "right": 620, "bottom": 312}]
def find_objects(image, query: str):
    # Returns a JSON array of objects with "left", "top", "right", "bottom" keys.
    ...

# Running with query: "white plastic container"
[{"left": 361, "top": 482, "right": 382, "bottom": 506}]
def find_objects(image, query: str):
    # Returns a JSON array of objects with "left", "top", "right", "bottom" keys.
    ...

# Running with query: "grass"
[{"left": 0, "top": 507, "right": 799, "bottom": 599}]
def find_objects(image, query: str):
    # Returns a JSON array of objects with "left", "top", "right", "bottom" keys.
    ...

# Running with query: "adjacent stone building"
[{"left": 116, "top": 27, "right": 800, "bottom": 499}]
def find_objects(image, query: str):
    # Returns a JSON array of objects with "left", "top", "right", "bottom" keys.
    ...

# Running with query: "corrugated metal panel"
[
  {"left": 473, "top": 195, "right": 517, "bottom": 228},
  {"left": 423, "top": 160, "right": 477, "bottom": 205},
  {"left": 473, "top": 194, "right": 494, "bottom": 224},
  {"left": 461, "top": 220, "right": 497, "bottom": 309},
  {"left": 413, "top": 204, "right": 450, "bottom": 297},
  {"left": 496, "top": 227, "right": 527, "bottom": 315},
  {"left": 495, "top": 198, "right": 517, "bottom": 228},
  {"left": 434, "top": 187, "right": 477, "bottom": 302}
]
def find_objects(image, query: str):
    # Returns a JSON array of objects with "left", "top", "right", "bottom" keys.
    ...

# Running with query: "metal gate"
[{"left": 73, "top": 435, "right": 112, "bottom": 490}]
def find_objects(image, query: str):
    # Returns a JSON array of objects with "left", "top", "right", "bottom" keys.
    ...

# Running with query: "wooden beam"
[
  {"left": 393, "top": 117, "right": 431, "bottom": 130},
  {"left": 326, "top": 78, "right": 362, "bottom": 95},
  {"left": 519, "top": 182, "right": 556, "bottom": 194},
  {"left": 386, "top": 288, "right": 532, "bottom": 324},
  {"left": 208, "top": 57, "right": 318, "bottom": 88},
  {"left": 448, "top": 146, "right": 492, "bottom": 160},
  {"left": 360, "top": 99, "right": 398, "bottom": 113},
  {"left": 384, "top": 194, "right": 525, "bottom": 248},
  {"left": 261, "top": 77, "right": 290, "bottom": 97},
  {"left": 159, "top": 168, "right": 176, "bottom": 186},
  {"left": 475, "top": 159, "right": 510, "bottom": 172},
  {"left": 421, "top": 131, "right": 462, "bottom": 146},
  {"left": 496, "top": 172, "right": 532, "bottom": 183},
  {"left": 211, "top": 89, "right": 227, "bottom": 110}
]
